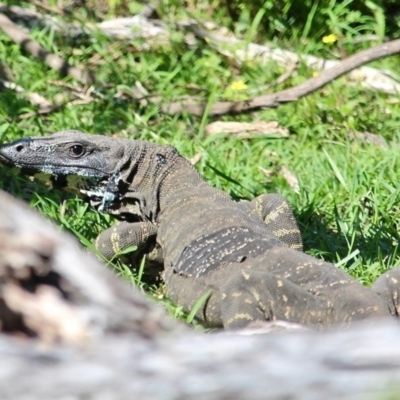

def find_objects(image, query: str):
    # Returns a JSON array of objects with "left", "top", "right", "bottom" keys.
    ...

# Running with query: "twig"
[
  {"left": 280, "top": 166, "right": 300, "bottom": 193},
  {"left": 50, "top": 80, "right": 86, "bottom": 92},
  {"left": 160, "top": 39, "right": 400, "bottom": 116},
  {"left": 274, "top": 61, "right": 299, "bottom": 86},
  {"left": 0, "top": 13, "right": 95, "bottom": 85},
  {"left": 248, "top": 61, "right": 299, "bottom": 97},
  {"left": 0, "top": 61, "right": 57, "bottom": 111},
  {"left": 30, "top": 0, "right": 65, "bottom": 16},
  {"left": 0, "top": 79, "right": 54, "bottom": 110},
  {"left": 0, "top": 3, "right": 45, "bottom": 24}
]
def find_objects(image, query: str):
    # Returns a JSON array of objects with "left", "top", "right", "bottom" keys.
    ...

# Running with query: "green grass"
[{"left": 0, "top": 0, "right": 400, "bottom": 326}]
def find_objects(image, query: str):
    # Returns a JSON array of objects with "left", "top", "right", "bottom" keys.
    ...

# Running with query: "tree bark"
[{"left": 0, "top": 189, "right": 400, "bottom": 399}]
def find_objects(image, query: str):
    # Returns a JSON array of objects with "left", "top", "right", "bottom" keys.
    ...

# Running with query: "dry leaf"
[
  {"left": 189, "top": 152, "right": 203, "bottom": 165},
  {"left": 258, "top": 166, "right": 274, "bottom": 177},
  {"left": 349, "top": 131, "right": 388, "bottom": 149},
  {"left": 280, "top": 166, "right": 300, "bottom": 193}
]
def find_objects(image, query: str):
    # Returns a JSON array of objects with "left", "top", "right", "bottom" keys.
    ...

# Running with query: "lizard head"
[
  {"left": 0, "top": 131, "right": 123, "bottom": 212},
  {"left": 0, "top": 130, "right": 187, "bottom": 223}
]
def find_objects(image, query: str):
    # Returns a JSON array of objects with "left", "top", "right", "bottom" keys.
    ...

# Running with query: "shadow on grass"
[
  {"left": 295, "top": 202, "right": 400, "bottom": 268},
  {"left": 0, "top": 91, "right": 34, "bottom": 122}
]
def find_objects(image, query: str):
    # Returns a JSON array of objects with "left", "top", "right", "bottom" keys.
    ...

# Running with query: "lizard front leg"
[{"left": 95, "top": 221, "right": 164, "bottom": 281}]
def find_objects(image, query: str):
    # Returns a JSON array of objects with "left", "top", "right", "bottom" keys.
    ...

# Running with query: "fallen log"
[
  {"left": 0, "top": 189, "right": 400, "bottom": 399},
  {"left": 1, "top": 318, "right": 400, "bottom": 399}
]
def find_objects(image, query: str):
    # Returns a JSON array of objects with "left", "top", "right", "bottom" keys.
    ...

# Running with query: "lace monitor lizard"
[{"left": 0, "top": 130, "right": 399, "bottom": 330}]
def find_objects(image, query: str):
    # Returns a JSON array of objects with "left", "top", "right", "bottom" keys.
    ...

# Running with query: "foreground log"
[
  {"left": 0, "top": 189, "right": 172, "bottom": 340},
  {"left": 0, "top": 189, "right": 400, "bottom": 399}
]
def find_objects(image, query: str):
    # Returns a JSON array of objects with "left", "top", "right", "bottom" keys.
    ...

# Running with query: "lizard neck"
[
  {"left": 158, "top": 157, "right": 222, "bottom": 220},
  {"left": 110, "top": 142, "right": 215, "bottom": 224}
]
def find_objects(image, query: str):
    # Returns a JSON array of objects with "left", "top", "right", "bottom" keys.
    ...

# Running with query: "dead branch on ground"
[
  {"left": 0, "top": 12, "right": 95, "bottom": 85},
  {"left": 0, "top": 4, "right": 399, "bottom": 119},
  {"left": 160, "top": 38, "right": 400, "bottom": 116}
]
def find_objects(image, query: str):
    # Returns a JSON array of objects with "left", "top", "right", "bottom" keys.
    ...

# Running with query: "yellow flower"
[
  {"left": 230, "top": 80, "right": 248, "bottom": 91},
  {"left": 322, "top": 33, "right": 338, "bottom": 44}
]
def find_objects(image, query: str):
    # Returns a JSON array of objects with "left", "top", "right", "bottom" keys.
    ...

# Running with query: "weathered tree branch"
[
  {"left": 1, "top": 2, "right": 399, "bottom": 117},
  {"left": 161, "top": 38, "right": 400, "bottom": 116},
  {"left": 0, "top": 61, "right": 57, "bottom": 112},
  {"left": 0, "top": 13, "right": 95, "bottom": 85}
]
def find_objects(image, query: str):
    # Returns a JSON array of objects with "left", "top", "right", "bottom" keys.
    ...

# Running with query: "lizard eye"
[{"left": 69, "top": 144, "right": 85, "bottom": 157}]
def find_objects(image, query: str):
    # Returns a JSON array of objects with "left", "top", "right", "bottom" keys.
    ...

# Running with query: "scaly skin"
[{"left": 0, "top": 131, "right": 399, "bottom": 329}]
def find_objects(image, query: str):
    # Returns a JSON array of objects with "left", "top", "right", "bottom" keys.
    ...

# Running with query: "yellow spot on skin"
[
  {"left": 263, "top": 202, "right": 290, "bottom": 224},
  {"left": 110, "top": 232, "right": 121, "bottom": 255},
  {"left": 252, "top": 290, "right": 261, "bottom": 302},
  {"left": 282, "top": 295, "right": 288, "bottom": 302},
  {"left": 232, "top": 292, "right": 242, "bottom": 297},
  {"left": 391, "top": 278, "right": 398, "bottom": 284},
  {"left": 274, "top": 228, "right": 300, "bottom": 238},
  {"left": 277, "top": 280, "right": 283, "bottom": 287},
  {"left": 242, "top": 271, "right": 250, "bottom": 280},
  {"left": 284, "top": 307, "right": 291, "bottom": 319},
  {"left": 227, "top": 313, "right": 253, "bottom": 325}
]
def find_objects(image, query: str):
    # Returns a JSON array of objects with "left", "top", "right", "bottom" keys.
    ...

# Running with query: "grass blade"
[
  {"left": 323, "top": 148, "right": 348, "bottom": 191},
  {"left": 335, "top": 249, "right": 360, "bottom": 268},
  {"left": 187, "top": 290, "right": 212, "bottom": 324}
]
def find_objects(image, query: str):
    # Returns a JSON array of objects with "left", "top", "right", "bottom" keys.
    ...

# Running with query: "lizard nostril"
[{"left": 15, "top": 144, "right": 25, "bottom": 152}]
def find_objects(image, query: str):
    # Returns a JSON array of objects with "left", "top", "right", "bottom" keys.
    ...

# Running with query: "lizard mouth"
[
  {"left": 0, "top": 152, "right": 14, "bottom": 166},
  {"left": 0, "top": 150, "right": 108, "bottom": 177}
]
